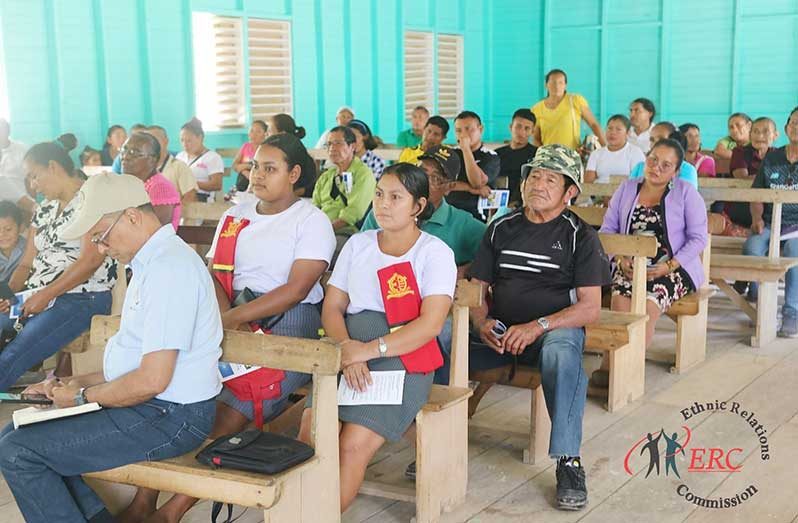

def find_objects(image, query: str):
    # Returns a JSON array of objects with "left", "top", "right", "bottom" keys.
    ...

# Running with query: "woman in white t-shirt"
[
  {"left": 298, "top": 163, "right": 456, "bottom": 512},
  {"left": 120, "top": 133, "right": 335, "bottom": 522},
  {"left": 585, "top": 114, "right": 646, "bottom": 184},
  {"left": 176, "top": 117, "right": 225, "bottom": 202}
]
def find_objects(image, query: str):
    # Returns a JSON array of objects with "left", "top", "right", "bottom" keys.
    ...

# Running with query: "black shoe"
[
  {"left": 556, "top": 456, "right": 588, "bottom": 510},
  {"left": 405, "top": 461, "right": 416, "bottom": 480},
  {"left": 733, "top": 281, "right": 749, "bottom": 295}
]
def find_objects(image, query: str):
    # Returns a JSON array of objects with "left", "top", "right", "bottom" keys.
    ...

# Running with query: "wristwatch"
[
  {"left": 377, "top": 337, "right": 388, "bottom": 358},
  {"left": 74, "top": 387, "right": 89, "bottom": 406},
  {"left": 537, "top": 317, "right": 550, "bottom": 332}
]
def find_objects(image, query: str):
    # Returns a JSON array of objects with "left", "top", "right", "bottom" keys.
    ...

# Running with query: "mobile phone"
[
  {"left": 0, "top": 281, "right": 16, "bottom": 302},
  {"left": 490, "top": 320, "right": 508, "bottom": 339},
  {"left": 0, "top": 392, "right": 53, "bottom": 405}
]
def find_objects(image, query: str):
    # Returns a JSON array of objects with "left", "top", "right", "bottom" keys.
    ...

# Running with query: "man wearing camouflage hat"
[{"left": 467, "top": 144, "right": 610, "bottom": 511}]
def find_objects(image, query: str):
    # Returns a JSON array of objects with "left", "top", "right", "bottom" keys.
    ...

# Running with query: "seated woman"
[
  {"left": 299, "top": 163, "right": 456, "bottom": 512},
  {"left": 312, "top": 126, "right": 376, "bottom": 256},
  {"left": 0, "top": 201, "right": 25, "bottom": 285},
  {"left": 628, "top": 122, "right": 698, "bottom": 188},
  {"left": 100, "top": 124, "right": 126, "bottom": 166},
  {"left": 0, "top": 142, "right": 115, "bottom": 388},
  {"left": 601, "top": 139, "right": 708, "bottom": 347},
  {"left": 119, "top": 133, "right": 336, "bottom": 523},
  {"left": 714, "top": 112, "right": 752, "bottom": 162},
  {"left": 121, "top": 132, "right": 181, "bottom": 230},
  {"left": 232, "top": 120, "right": 267, "bottom": 192},
  {"left": 267, "top": 113, "right": 317, "bottom": 197},
  {"left": 176, "top": 117, "right": 225, "bottom": 202},
  {"left": 585, "top": 114, "right": 646, "bottom": 183},
  {"left": 680, "top": 123, "right": 716, "bottom": 177},
  {"left": 348, "top": 119, "right": 385, "bottom": 178}
]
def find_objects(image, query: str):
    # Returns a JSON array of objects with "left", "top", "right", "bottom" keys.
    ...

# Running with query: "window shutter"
[
  {"left": 192, "top": 13, "right": 245, "bottom": 129},
  {"left": 436, "top": 34, "right": 463, "bottom": 119},
  {"left": 247, "top": 18, "right": 292, "bottom": 122},
  {"left": 403, "top": 31, "right": 434, "bottom": 121}
]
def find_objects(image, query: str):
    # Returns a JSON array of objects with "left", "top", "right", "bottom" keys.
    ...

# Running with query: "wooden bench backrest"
[
  {"left": 88, "top": 315, "right": 341, "bottom": 376},
  {"left": 607, "top": 175, "right": 752, "bottom": 189},
  {"left": 182, "top": 201, "right": 233, "bottom": 223}
]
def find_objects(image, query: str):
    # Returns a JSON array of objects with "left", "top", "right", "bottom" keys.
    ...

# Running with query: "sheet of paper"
[
  {"left": 9, "top": 288, "right": 56, "bottom": 319},
  {"left": 337, "top": 370, "right": 405, "bottom": 406},
  {"left": 478, "top": 189, "right": 510, "bottom": 211}
]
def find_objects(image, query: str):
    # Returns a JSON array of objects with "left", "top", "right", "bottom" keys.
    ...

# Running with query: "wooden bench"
[
  {"left": 571, "top": 204, "right": 714, "bottom": 374},
  {"left": 80, "top": 315, "right": 342, "bottom": 523}
]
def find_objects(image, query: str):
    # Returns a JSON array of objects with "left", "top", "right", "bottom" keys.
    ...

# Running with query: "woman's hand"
[
  {"left": 21, "top": 288, "right": 56, "bottom": 317},
  {"left": 0, "top": 299, "right": 10, "bottom": 314},
  {"left": 341, "top": 339, "right": 374, "bottom": 367},
  {"left": 342, "top": 362, "right": 372, "bottom": 393},
  {"left": 646, "top": 263, "right": 670, "bottom": 281}
]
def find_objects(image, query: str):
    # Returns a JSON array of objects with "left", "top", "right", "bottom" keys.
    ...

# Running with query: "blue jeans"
[
  {"left": 470, "top": 327, "right": 588, "bottom": 458},
  {"left": 743, "top": 227, "right": 798, "bottom": 318},
  {"left": 0, "top": 291, "right": 111, "bottom": 391},
  {"left": 0, "top": 397, "right": 215, "bottom": 522}
]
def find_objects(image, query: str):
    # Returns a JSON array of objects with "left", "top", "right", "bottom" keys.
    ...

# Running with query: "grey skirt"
[
  {"left": 306, "top": 310, "right": 434, "bottom": 442},
  {"left": 219, "top": 301, "right": 320, "bottom": 422}
]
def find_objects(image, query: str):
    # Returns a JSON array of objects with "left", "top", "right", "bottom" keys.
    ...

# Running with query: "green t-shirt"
[
  {"left": 360, "top": 199, "right": 486, "bottom": 265},
  {"left": 312, "top": 157, "right": 376, "bottom": 226},
  {"left": 397, "top": 129, "right": 423, "bottom": 148}
]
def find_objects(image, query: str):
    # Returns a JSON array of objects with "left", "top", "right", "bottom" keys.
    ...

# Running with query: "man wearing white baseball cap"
[{"left": 0, "top": 173, "right": 222, "bottom": 523}]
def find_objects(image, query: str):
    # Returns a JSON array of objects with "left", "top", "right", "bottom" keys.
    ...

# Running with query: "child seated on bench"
[
  {"left": 601, "top": 139, "right": 708, "bottom": 347},
  {"left": 120, "top": 133, "right": 336, "bottom": 523},
  {"left": 744, "top": 106, "right": 798, "bottom": 337},
  {"left": 299, "top": 163, "right": 456, "bottom": 513},
  {"left": 0, "top": 200, "right": 24, "bottom": 284}
]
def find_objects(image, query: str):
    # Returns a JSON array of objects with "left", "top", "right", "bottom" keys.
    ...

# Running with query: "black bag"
[
  {"left": 232, "top": 288, "right": 284, "bottom": 331},
  {"left": 195, "top": 429, "right": 315, "bottom": 475}
]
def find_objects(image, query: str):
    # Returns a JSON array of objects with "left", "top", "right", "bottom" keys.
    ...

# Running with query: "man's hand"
[
  {"left": 21, "top": 288, "right": 56, "bottom": 317},
  {"left": 477, "top": 318, "right": 503, "bottom": 353},
  {"left": 502, "top": 321, "right": 544, "bottom": 355},
  {"left": 458, "top": 135, "right": 473, "bottom": 153},
  {"left": 646, "top": 263, "right": 670, "bottom": 281},
  {"left": 470, "top": 184, "right": 492, "bottom": 198},
  {"left": 51, "top": 381, "right": 81, "bottom": 409},
  {"left": 342, "top": 362, "right": 372, "bottom": 393},
  {"left": 751, "top": 217, "right": 766, "bottom": 235},
  {"left": 341, "top": 339, "right": 373, "bottom": 367}
]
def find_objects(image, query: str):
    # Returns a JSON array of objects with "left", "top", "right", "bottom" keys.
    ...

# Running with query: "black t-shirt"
[
  {"left": 446, "top": 145, "right": 501, "bottom": 222},
  {"left": 496, "top": 143, "right": 537, "bottom": 205},
  {"left": 469, "top": 209, "right": 611, "bottom": 326},
  {"left": 753, "top": 146, "right": 798, "bottom": 224}
]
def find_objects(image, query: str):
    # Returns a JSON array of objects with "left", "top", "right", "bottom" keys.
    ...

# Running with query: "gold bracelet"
[{"left": 666, "top": 259, "right": 676, "bottom": 272}]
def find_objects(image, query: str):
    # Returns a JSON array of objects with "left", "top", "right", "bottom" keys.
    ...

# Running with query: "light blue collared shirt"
[
  {"left": 0, "top": 236, "right": 25, "bottom": 283},
  {"left": 103, "top": 225, "right": 223, "bottom": 404}
]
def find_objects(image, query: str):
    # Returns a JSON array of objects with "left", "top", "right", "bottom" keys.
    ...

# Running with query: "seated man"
[
  {"left": 468, "top": 144, "right": 610, "bottom": 511},
  {"left": 397, "top": 105, "right": 429, "bottom": 148},
  {"left": 496, "top": 108, "right": 538, "bottom": 207},
  {"left": 446, "top": 110, "right": 501, "bottom": 222},
  {"left": 398, "top": 115, "right": 450, "bottom": 164},
  {"left": 0, "top": 173, "right": 222, "bottom": 523}
]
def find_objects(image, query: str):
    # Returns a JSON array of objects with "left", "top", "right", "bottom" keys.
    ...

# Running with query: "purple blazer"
[{"left": 600, "top": 177, "right": 708, "bottom": 289}]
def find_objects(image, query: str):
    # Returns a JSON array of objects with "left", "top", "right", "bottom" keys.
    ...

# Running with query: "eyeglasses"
[
  {"left": 90, "top": 212, "right": 123, "bottom": 247},
  {"left": 119, "top": 147, "right": 154, "bottom": 159},
  {"left": 645, "top": 154, "right": 676, "bottom": 173},
  {"left": 324, "top": 141, "right": 349, "bottom": 149}
]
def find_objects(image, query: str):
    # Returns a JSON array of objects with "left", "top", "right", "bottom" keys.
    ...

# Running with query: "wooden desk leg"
[
  {"left": 523, "top": 385, "right": 551, "bottom": 465},
  {"left": 607, "top": 323, "right": 646, "bottom": 413},
  {"left": 752, "top": 282, "right": 778, "bottom": 348},
  {"left": 673, "top": 297, "right": 709, "bottom": 373}
]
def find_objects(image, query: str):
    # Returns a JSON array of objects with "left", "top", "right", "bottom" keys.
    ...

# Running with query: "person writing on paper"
[
  {"left": 468, "top": 144, "right": 610, "bottom": 511},
  {"left": 299, "top": 163, "right": 456, "bottom": 512},
  {"left": 0, "top": 142, "right": 115, "bottom": 389},
  {"left": 118, "top": 134, "right": 335, "bottom": 522},
  {"left": 0, "top": 173, "right": 222, "bottom": 523}
]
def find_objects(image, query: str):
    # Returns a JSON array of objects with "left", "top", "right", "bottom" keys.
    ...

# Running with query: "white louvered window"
[
  {"left": 247, "top": 18, "right": 292, "bottom": 122},
  {"left": 436, "top": 34, "right": 463, "bottom": 119},
  {"left": 192, "top": 13, "right": 245, "bottom": 129},
  {"left": 403, "top": 31, "right": 434, "bottom": 120}
]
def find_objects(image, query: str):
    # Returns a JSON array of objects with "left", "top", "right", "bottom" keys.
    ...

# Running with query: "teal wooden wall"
[
  {"left": 1, "top": 0, "right": 797, "bottom": 156},
  {"left": 490, "top": 0, "right": 798, "bottom": 146}
]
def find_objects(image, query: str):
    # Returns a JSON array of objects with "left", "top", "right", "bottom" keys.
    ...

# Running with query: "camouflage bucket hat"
[{"left": 520, "top": 144, "right": 583, "bottom": 193}]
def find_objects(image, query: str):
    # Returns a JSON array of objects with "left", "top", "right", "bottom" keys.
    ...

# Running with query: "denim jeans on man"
[
  {"left": 470, "top": 327, "right": 587, "bottom": 457},
  {"left": 743, "top": 227, "right": 798, "bottom": 318},
  {"left": 0, "top": 291, "right": 111, "bottom": 391},
  {"left": 0, "top": 397, "right": 215, "bottom": 522}
]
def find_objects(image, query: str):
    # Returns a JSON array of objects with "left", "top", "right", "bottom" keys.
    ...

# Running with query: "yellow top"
[
  {"left": 398, "top": 145, "right": 424, "bottom": 164},
  {"left": 531, "top": 93, "right": 588, "bottom": 149}
]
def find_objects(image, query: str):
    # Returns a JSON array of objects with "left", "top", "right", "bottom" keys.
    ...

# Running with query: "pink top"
[
  {"left": 690, "top": 152, "right": 716, "bottom": 177},
  {"left": 145, "top": 172, "right": 182, "bottom": 230},
  {"left": 239, "top": 142, "right": 257, "bottom": 163}
]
